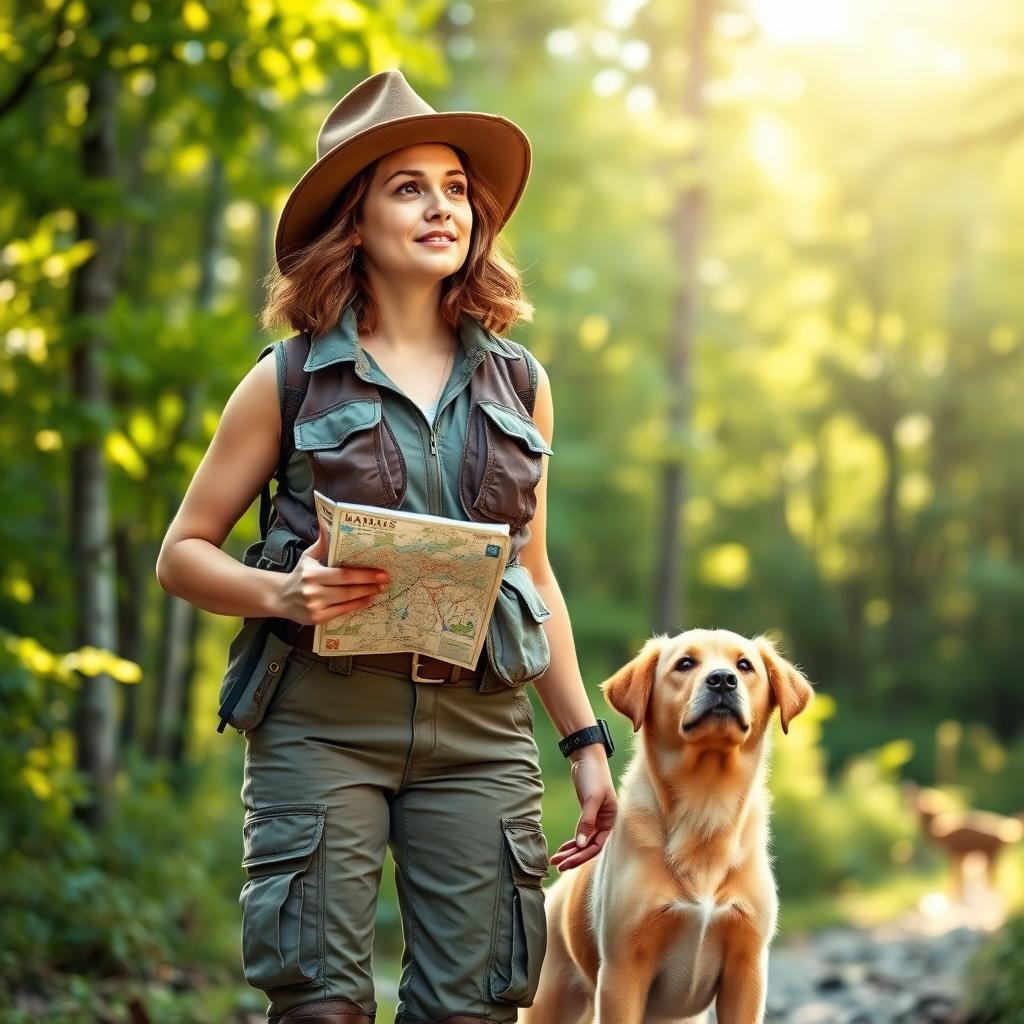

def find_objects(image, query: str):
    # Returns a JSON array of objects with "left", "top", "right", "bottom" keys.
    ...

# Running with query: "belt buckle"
[{"left": 411, "top": 651, "right": 448, "bottom": 684}]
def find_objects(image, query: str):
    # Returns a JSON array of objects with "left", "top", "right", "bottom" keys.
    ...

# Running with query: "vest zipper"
[
  {"left": 428, "top": 424, "right": 443, "bottom": 516},
  {"left": 354, "top": 354, "right": 477, "bottom": 518},
  {"left": 369, "top": 385, "right": 444, "bottom": 515}
]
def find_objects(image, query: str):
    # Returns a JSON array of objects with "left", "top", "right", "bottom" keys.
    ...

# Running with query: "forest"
[{"left": 1, "top": 0, "right": 1022, "bottom": 1020}]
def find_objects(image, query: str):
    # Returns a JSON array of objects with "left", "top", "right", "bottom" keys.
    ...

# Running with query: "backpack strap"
[
  {"left": 257, "top": 332, "right": 311, "bottom": 539},
  {"left": 278, "top": 331, "right": 313, "bottom": 479},
  {"left": 505, "top": 341, "right": 540, "bottom": 415}
]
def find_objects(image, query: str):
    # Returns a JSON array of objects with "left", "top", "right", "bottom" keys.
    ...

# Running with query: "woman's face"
[{"left": 354, "top": 142, "right": 472, "bottom": 282}]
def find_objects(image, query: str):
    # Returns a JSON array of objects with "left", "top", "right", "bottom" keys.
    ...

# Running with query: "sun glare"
[{"left": 750, "top": 0, "right": 855, "bottom": 43}]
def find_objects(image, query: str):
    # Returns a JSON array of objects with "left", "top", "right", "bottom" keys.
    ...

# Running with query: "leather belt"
[
  {"left": 354, "top": 651, "right": 482, "bottom": 684},
  {"left": 278, "top": 621, "right": 483, "bottom": 684}
]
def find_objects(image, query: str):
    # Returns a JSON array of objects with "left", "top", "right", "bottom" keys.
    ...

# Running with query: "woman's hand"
[
  {"left": 549, "top": 745, "right": 618, "bottom": 872},
  {"left": 275, "top": 521, "right": 391, "bottom": 625}
]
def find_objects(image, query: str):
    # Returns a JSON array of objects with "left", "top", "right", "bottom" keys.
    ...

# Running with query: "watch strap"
[{"left": 558, "top": 718, "right": 614, "bottom": 759}]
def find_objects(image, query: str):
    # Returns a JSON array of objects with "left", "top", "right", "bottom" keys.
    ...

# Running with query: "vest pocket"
[
  {"left": 239, "top": 803, "right": 327, "bottom": 992},
  {"left": 487, "top": 817, "right": 550, "bottom": 1007},
  {"left": 481, "top": 563, "right": 552, "bottom": 692},
  {"left": 294, "top": 398, "right": 407, "bottom": 509},
  {"left": 465, "top": 401, "right": 553, "bottom": 531}
]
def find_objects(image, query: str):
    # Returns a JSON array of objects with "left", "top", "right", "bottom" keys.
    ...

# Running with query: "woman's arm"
[
  {"left": 518, "top": 359, "right": 618, "bottom": 869},
  {"left": 155, "top": 352, "right": 387, "bottom": 621}
]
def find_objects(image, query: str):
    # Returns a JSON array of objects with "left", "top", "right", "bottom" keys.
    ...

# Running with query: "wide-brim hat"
[{"left": 274, "top": 69, "right": 532, "bottom": 274}]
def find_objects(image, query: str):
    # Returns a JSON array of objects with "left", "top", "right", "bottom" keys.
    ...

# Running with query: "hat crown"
[{"left": 316, "top": 70, "right": 437, "bottom": 161}]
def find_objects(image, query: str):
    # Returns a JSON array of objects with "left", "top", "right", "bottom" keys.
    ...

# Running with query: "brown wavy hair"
[{"left": 259, "top": 145, "right": 533, "bottom": 342}]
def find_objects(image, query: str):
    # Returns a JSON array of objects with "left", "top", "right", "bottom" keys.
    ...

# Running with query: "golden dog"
[{"left": 524, "top": 629, "right": 815, "bottom": 1024}]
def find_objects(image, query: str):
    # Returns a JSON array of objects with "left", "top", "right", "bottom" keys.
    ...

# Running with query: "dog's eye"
[
  {"left": 674, "top": 657, "right": 696, "bottom": 672},
  {"left": 737, "top": 658, "right": 753, "bottom": 672}
]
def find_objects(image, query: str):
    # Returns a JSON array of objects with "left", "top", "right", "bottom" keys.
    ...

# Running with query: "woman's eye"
[
  {"left": 396, "top": 181, "right": 465, "bottom": 195},
  {"left": 737, "top": 658, "right": 753, "bottom": 672}
]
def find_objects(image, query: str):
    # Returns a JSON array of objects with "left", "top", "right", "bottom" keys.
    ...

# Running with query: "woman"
[{"left": 156, "top": 70, "right": 617, "bottom": 1024}]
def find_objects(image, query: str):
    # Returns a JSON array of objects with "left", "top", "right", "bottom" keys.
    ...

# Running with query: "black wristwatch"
[{"left": 559, "top": 718, "right": 614, "bottom": 759}]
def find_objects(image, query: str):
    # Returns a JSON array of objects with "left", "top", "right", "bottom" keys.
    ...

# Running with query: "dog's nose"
[{"left": 705, "top": 669, "right": 737, "bottom": 692}]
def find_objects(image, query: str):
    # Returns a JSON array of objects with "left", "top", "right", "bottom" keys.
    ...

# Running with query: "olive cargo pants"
[{"left": 237, "top": 646, "right": 550, "bottom": 1023}]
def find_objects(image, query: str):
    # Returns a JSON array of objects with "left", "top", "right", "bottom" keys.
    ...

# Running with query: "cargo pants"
[{"left": 237, "top": 644, "right": 550, "bottom": 1023}]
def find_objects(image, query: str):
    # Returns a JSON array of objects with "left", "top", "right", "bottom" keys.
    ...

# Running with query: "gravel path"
[{"left": 754, "top": 916, "right": 987, "bottom": 1024}]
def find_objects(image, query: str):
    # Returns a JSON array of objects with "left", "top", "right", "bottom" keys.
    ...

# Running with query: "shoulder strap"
[
  {"left": 505, "top": 341, "right": 540, "bottom": 415},
  {"left": 257, "top": 332, "right": 311, "bottom": 539},
  {"left": 278, "top": 331, "right": 313, "bottom": 479}
]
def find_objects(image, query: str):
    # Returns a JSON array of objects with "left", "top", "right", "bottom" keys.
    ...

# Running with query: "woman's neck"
[{"left": 361, "top": 278, "right": 452, "bottom": 354}]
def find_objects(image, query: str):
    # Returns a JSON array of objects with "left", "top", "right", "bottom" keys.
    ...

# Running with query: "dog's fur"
[{"left": 524, "top": 629, "right": 814, "bottom": 1024}]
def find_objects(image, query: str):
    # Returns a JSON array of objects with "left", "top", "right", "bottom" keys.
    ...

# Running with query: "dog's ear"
[
  {"left": 754, "top": 634, "right": 814, "bottom": 735},
  {"left": 600, "top": 635, "right": 665, "bottom": 732}
]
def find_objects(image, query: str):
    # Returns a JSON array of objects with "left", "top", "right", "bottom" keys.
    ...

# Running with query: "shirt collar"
[{"left": 303, "top": 303, "right": 519, "bottom": 372}]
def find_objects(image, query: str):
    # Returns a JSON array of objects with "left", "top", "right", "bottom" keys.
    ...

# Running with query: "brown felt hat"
[{"left": 274, "top": 69, "right": 532, "bottom": 274}]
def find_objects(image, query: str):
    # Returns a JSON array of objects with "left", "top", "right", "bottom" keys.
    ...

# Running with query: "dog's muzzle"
[{"left": 683, "top": 683, "right": 749, "bottom": 732}]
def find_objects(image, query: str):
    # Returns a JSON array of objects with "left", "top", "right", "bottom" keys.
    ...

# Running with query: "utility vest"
[{"left": 218, "top": 304, "right": 555, "bottom": 731}]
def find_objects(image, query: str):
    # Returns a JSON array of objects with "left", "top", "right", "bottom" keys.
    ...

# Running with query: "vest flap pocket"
[
  {"left": 294, "top": 399, "right": 381, "bottom": 450},
  {"left": 503, "top": 563, "right": 552, "bottom": 624},
  {"left": 242, "top": 803, "right": 327, "bottom": 874},
  {"left": 478, "top": 401, "right": 554, "bottom": 456},
  {"left": 483, "top": 565, "right": 552, "bottom": 690}
]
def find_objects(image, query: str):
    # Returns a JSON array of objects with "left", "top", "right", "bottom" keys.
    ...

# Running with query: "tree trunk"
[
  {"left": 112, "top": 116, "right": 153, "bottom": 755},
  {"left": 71, "top": 65, "right": 124, "bottom": 828},
  {"left": 115, "top": 526, "right": 146, "bottom": 752},
  {"left": 653, "top": 0, "right": 715, "bottom": 633}
]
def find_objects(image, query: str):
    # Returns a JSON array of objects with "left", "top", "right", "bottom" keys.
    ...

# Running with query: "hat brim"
[{"left": 274, "top": 112, "right": 531, "bottom": 274}]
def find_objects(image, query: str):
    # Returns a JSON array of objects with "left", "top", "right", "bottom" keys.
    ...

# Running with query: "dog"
[{"left": 524, "top": 629, "right": 815, "bottom": 1024}]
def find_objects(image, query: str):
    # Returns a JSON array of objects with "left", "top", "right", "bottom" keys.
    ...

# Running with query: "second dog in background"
[{"left": 525, "top": 628, "right": 815, "bottom": 1024}]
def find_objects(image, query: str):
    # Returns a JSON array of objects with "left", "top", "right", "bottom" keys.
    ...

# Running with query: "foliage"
[
  {"left": 0, "top": 636, "right": 244, "bottom": 1011},
  {"left": 965, "top": 913, "right": 1024, "bottom": 1023},
  {"left": 755, "top": 695, "right": 921, "bottom": 899}
]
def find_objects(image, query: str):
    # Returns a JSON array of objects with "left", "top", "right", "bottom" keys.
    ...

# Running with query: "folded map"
[{"left": 311, "top": 491, "right": 511, "bottom": 669}]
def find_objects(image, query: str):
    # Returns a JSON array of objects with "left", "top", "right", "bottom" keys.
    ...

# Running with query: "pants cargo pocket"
[
  {"left": 487, "top": 817, "right": 550, "bottom": 1007},
  {"left": 239, "top": 802, "right": 327, "bottom": 991}
]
